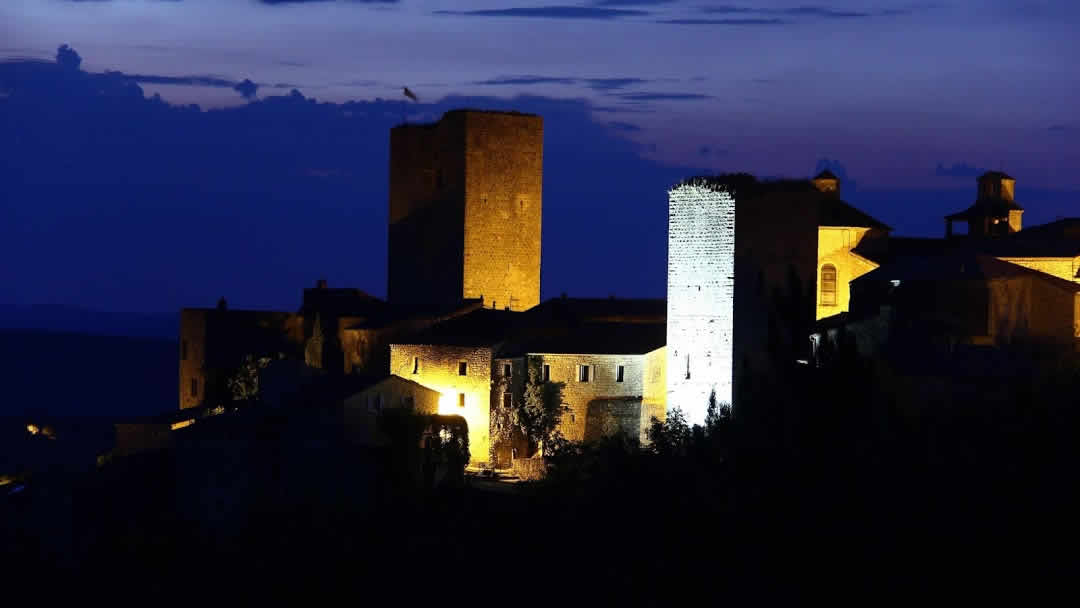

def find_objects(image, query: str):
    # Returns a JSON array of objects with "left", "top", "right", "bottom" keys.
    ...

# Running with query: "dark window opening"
[
  {"left": 502, "top": 392, "right": 512, "bottom": 408},
  {"left": 458, "top": 361, "right": 467, "bottom": 376},
  {"left": 543, "top": 364, "right": 550, "bottom": 382},
  {"left": 181, "top": 340, "right": 188, "bottom": 361},
  {"left": 503, "top": 363, "right": 512, "bottom": 377},
  {"left": 190, "top": 378, "right": 198, "bottom": 398},
  {"left": 616, "top": 365, "right": 625, "bottom": 383},
  {"left": 821, "top": 264, "right": 837, "bottom": 306},
  {"left": 578, "top": 365, "right": 590, "bottom": 383},
  {"left": 412, "top": 357, "right": 419, "bottom": 374},
  {"left": 458, "top": 393, "right": 466, "bottom": 408}
]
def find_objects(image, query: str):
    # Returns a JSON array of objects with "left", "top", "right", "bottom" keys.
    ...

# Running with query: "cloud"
[
  {"left": 657, "top": 18, "right": 786, "bottom": 25},
  {"left": 935, "top": 162, "right": 987, "bottom": 178},
  {"left": 694, "top": 4, "right": 913, "bottom": 20},
  {"left": 583, "top": 78, "right": 648, "bottom": 91},
  {"left": 780, "top": 7, "right": 872, "bottom": 18},
  {"left": 127, "top": 73, "right": 239, "bottom": 88},
  {"left": 434, "top": 6, "right": 649, "bottom": 19},
  {"left": 616, "top": 92, "right": 710, "bottom": 101},
  {"left": 474, "top": 76, "right": 579, "bottom": 86},
  {"left": 591, "top": 0, "right": 676, "bottom": 5},
  {"left": 259, "top": 0, "right": 397, "bottom": 4},
  {"left": 1048, "top": 124, "right": 1077, "bottom": 133},
  {"left": 607, "top": 121, "right": 642, "bottom": 132}
]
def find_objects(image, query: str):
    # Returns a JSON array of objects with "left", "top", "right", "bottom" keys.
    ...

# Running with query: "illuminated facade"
[
  {"left": 389, "top": 343, "right": 495, "bottom": 463},
  {"left": 388, "top": 110, "right": 543, "bottom": 312},
  {"left": 666, "top": 182, "right": 736, "bottom": 426}
]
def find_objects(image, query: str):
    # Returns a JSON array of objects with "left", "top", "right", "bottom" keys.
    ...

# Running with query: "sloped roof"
[
  {"left": 503, "top": 322, "right": 666, "bottom": 357},
  {"left": 391, "top": 307, "right": 523, "bottom": 347},
  {"left": 855, "top": 254, "right": 1080, "bottom": 293},
  {"left": 818, "top": 197, "right": 892, "bottom": 230},
  {"left": 945, "top": 197, "right": 1023, "bottom": 220},
  {"left": 525, "top": 297, "right": 665, "bottom": 323},
  {"left": 814, "top": 170, "right": 839, "bottom": 180}
]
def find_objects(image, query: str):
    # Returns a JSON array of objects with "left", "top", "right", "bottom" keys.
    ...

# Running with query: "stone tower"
[
  {"left": 666, "top": 180, "right": 736, "bottom": 426},
  {"left": 945, "top": 171, "right": 1023, "bottom": 238},
  {"left": 388, "top": 110, "right": 543, "bottom": 312}
]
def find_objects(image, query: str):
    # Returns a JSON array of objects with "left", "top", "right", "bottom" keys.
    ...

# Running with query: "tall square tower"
[
  {"left": 388, "top": 110, "right": 543, "bottom": 312},
  {"left": 666, "top": 181, "right": 736, "bottom": 425}
]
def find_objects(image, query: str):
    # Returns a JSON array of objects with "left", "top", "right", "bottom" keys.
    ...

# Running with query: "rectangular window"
[
  {"left": 543, "top": 364, "right": 550, "bottom": 382},
  {"left": 190, "top": 377, "right": 198, "bottom": 398},
  {"left": 616, "top": 365, "right": 625, "bottom": 383},
  {"left": 503, "top": 363, "right": 512, "bottom": 377},
  {"left": 821, "top": 265, "right": 837, "bottom": 306},
  {"left": 181, "top": 340, "right": 188, "bottom": 361},
  {"left": 412, "top": 357, "right": 419, "bottom": 374},
  {"left": 502, "top": 392, "right": 512, "bottom": 408},
  {"left": 458, "top": 393, "right": 466, "bottom": 408},
  {"left": 578, "top": 365, "right": 590, "bottom": 383},
  {"left": 458, "top": 361, "right": 468, "bottom": 376}
]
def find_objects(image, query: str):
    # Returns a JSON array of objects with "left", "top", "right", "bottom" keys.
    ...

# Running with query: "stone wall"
[
  {"left": 584, "top": 398, "right": 643, "bottom": 443},
  {"left": 389, "top": 343, "right": 493, "bottom": 464},
  {"left": 388, "top": 114, "right": 467, "bottom": 307},
  {"left": 998, "top": 257, "right": 1079, "bottom": 284},
  {"left": 179, "top": 309, "right": 206, "bottom": 409},
  {"left": 641, "top": 346, "right": 667, "bottom": 443},
  {"left": 388, "top": 110, "right": 542, "bottom": 312},
  {"left": 666, "top": 184, "right": 736, "bottom": 425},
  {"left": 531, "top": 353, "right": 645, "bottom": 442},
  {"left": 816, "top": 227, "right": 880, "bottom": 320},
  {"left": 178, "top": 308, "right": 304, "bottom": 411},
  {"left": 462, "top": 112, "right": 543, "bottom": 311}
]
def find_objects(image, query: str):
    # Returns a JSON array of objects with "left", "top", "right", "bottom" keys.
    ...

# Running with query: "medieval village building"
[{"left": 177, "top": 109, "right": 1080, "bottom": 466}]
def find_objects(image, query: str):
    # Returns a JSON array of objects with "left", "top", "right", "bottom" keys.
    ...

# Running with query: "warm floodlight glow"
[
  {"left": 170, "top": 419, "right": 194, "bottom": 431},
  {"left": 27, "top": 424, "right": 39, "bottom": 435},
  {"left": 667, "top": 183, "right": 735, "bottom": 426}
]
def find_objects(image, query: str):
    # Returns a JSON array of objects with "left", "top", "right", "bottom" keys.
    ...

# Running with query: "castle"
[{"left": 179, "top": 109, "right": 1080, "bottom": 465}]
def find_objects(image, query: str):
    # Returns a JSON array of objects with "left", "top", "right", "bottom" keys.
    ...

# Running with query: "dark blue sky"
[{"left": 1, "top": 1, "right": 1077, "bottom": 313}]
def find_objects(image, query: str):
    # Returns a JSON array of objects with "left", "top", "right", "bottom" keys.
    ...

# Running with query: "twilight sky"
[{"left": 1, "top": 0, "right": 1078, "bottom": 314}]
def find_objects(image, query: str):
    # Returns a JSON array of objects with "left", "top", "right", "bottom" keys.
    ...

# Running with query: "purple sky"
[
  {"left": 5, "top": 0, "right": 1077, "bottom": 188},
  {"left": 1, "top": 1, "right": 1078, "bottom": 315}
]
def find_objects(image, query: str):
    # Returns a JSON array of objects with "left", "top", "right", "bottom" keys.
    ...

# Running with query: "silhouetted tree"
[
  {"left": 234, "top": 78, "right": 258, "bottom": 100},
  {"left": 56, "top": 44, "right": 81, "bottom": 71}
]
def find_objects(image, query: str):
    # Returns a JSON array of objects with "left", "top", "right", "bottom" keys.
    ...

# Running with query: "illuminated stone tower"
[
  {"left": 388, "top": 110, "right": 543, "bottom": 311},
  {"left": 666, "top": 181, "right": 736, "bottom": 426}
]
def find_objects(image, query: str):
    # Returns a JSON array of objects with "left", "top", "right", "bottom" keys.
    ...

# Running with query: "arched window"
[{"left": 821, "top": 264, "right": 837, "bottom": 306}]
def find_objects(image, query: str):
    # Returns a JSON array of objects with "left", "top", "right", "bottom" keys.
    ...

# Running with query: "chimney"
[
  {"left": 316, "top": 279, "right": 328, "bottom": 289},
  {"left": 216, "top": 297, "right": 227, "bottom": 311}
]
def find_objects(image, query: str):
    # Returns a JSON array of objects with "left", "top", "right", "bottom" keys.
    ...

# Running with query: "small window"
[
  {"left": 458, "top": 361, "right": 468, "bottom": 376},
  {"left": 502, "top": 392, "right": 512, "bottom": 408},
  {"left": 821, "top": 264, "right": 837, "bottom": 306},
  {"left": 578, "top": 365, "right": 590, "bottom": 383},
  {"left": 542, "top": 364, "right": 550, "bottom": 382},
  {"left": 616, "top": 365, "right": 625, "bottom": 383},
  {"left": 181, "top": 340, "right": 188, "bottom": 361},
  {"left": 412, "top": 357, "right": 419, "bottom": 374},
  {"left": 503, "top": 363, "right": 512, "bottom": 377},
  {"left": 190, "top": 378, "right": 198, "bottom": 398},
  {"left": 458, "top": 393, "right": 466, "bottom": 408}
]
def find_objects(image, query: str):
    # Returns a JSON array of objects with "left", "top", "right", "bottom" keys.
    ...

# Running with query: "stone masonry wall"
[
  {"left": 179, "top": 309, "right": 207, "bottom": 409},
  {"left": 532, "top": 353, "right": 645, "bottom": 442},
  {"left": 998, "top": 257, "right": 1080, "bottom": 284},
  {"left": 463, "top": 112, "right": 543, "bottom": 311},
  {"left": 390, "top": 343, "right": 493, "bottom": 464},
  {"left": 388, "top": 115, "right": 467, "bottom": 307},
  {"left": 816, "top": 227, "right": 879, "bottom": 321},
  {"left": 666, "top": 185, "right": 735, "bottom": 425}
]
